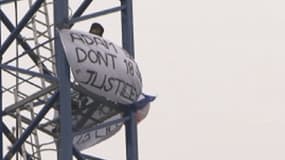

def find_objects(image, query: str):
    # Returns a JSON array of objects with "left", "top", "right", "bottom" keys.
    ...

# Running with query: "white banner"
[
  {"left": 58, "top": 29, "right": 152, "bottom": 150},
  {"left": 59, "top": 29, "right": 142, "bottom": 104},
  {"left": 72, "top": 114, "right": 123, "bottom": 150}
]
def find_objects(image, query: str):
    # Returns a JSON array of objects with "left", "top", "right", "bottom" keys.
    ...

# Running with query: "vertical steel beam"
[
  {"left": 0, "top": 72, "right": 1, "bottom": 159},
  {"left": 121, "top": 0, "right": 135, "bottom": 57},
  {"left": 0, "top": 12, "right": 2, "bottom": 159},
  {"left": 125, "top": 110, "right": 139, "bottom": 160},
  {"left": 73, "top": 146, "right": 85, "bottom": 160},
  {"left": 121, "top": 0, "right": 139, "bottom": 160},
  {"left": 54, "top": 0, "right": 72, "bottom": 159}
]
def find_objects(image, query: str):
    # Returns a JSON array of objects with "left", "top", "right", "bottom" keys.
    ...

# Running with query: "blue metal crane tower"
[{"left": 0, "top": 0, "right": 141, "bottom": 159}]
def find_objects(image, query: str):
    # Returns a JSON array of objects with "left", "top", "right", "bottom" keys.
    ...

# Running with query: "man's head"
[{"left": 89, "top": 22, "right": 104, "bottom": 36}]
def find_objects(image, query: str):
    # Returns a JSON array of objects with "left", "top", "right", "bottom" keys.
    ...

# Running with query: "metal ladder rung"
[
  {"left": 20, "top": 128, "right": 38, "bottom": 137},
  {"left": 25, "top": 25, "right": 49, "bottom": 37},
  {"left": 37, "top": 31, "right": 50, "bottom": 39},
  {"left": 37, "top": 59, "right": 54, "bottom": 68},
  {"left": 24, "top": 26, "right": 50, "bottom": 39},
  {"left": 24, "top": 139, "right": 38, "bottom": 146},
  {"left": 37, "top": 9, "right": 48, "bottom": 15},
  {"left": 24, "top": 25, "right": 34, "bottom": 31},
  {"left": 41, "top": 44, "right": 52, "bottom": 51},
  {"left": 24, "top": 37, "right": 36, "bottom": 41},
  {"left": 26, "top": 18, "right": 36, "bottom": 25},
  {"left": 34, "top": 19, "right": 48, "bottom": 27}
]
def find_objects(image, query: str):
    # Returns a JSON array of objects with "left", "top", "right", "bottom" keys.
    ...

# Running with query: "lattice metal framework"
[{"left": 0, "top": 0, "right": 139, "bottom": 159}]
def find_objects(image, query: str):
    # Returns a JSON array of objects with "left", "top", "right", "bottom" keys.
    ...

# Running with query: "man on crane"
[{"left": 89, "top": 22, "right": 104, "bottom": 36}]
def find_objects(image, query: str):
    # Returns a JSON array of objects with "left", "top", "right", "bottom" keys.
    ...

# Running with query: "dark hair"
[{"left": 89, "top": 23, "right": 104, "bottom": 36}]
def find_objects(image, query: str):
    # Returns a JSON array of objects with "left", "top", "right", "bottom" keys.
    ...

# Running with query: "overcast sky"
[{"left": 86, "top": 0, "right": 285, "bottom": 159}]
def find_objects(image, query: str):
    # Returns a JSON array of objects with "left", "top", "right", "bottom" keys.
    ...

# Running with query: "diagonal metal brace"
[
  {"left": 3, "top": 91, "right": 59, "bottom": 160},
  {"left": 0, "top": 64, "right": 58, "bottom": 83},
  {"left": 73, "top": 146, "right": 105, "bottom": 160},
  {"left": 2, "top": 123, "right": 33, "bottom": 160},
  {"left": 0, "top": 0, "right": 45, "bottom": 56},
  {"left": 3, "top": 84, "right": 57, "bottom": 115},
  {"left": 0, "top": 9, "right": 51, "bottom": 75}
]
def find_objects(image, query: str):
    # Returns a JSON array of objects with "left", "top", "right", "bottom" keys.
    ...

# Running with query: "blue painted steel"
[
  {"left": 3, "top": 38, "right": 55, "bottom": 65},
  {"left": 72, "top": 0, "right": 93, "bottom": 17},
  {"left": 3, "top": 92, "right": 59, "bottom": 160},
  {"left": 2, "top": 122, "right": 32, "bottom": 160},
  {"left": 69, "top": 0, "right": 93, "bottom": 28},
  {"left": 73, "top": 147, "right": 105, "bottom": 160},
  {"left": 120, "top": 0, "right": 139, "bottom": 159},
  {"left": 54, "top": 0, "right": 73, "bottom": 159},
  {"left": 125, "top": 110, "right": 139, "bottom": 160},
  {"left": 0, "top": 17, "right": 2, "bottom": 159},
  {"left": 73, "top": 146, "right": 85, "bottom": 160},
  {"left": 0, "top": 0, "right": 141, "bottom": 159},
  {"left": 129, "top": 94, "right": 156, "bottom": 111},
  {"left": 0, "top": 9, "right": 51, "bottom": 75},
  {"left": 121, "top": 0, "right": 135, "bottom": 57},
  {"left": 81, "top": 153, "right": 106, "bottom": 160},
  {"left": 2, "top": 123, "right": 15, "bottom": 146},
  {"left": 0, "top": 0, "right": 45, "bottom": 56},
  {"left": 0, "top": 64, "right": 58, "bottom": 83},
  {"left": 69, "top": 5, "right": 125, "bottom": 25}
]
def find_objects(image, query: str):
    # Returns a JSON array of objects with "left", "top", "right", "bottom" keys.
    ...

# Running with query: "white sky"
[
  {"left": 3, "top": 0, "right": 285, "bottom": 159},
  {"left": 100, "top": 0, "right": 285, "bottom": 159}
]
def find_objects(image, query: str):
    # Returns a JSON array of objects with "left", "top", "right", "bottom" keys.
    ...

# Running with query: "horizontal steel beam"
[
  {"left": 73, "top": 147, "right": 106, "bottom": 160},
  {"left": 68, "top": 5, "right": 125, "bottom": 25},
  {"left": 7, "top": 112, "right": 56, "bottom": 137},
  {"left": 0, "top": 64, "right": 57, "bottom": 83},
  {"left": 3, "top": 84, "right": 57, "bottom": 114}
]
